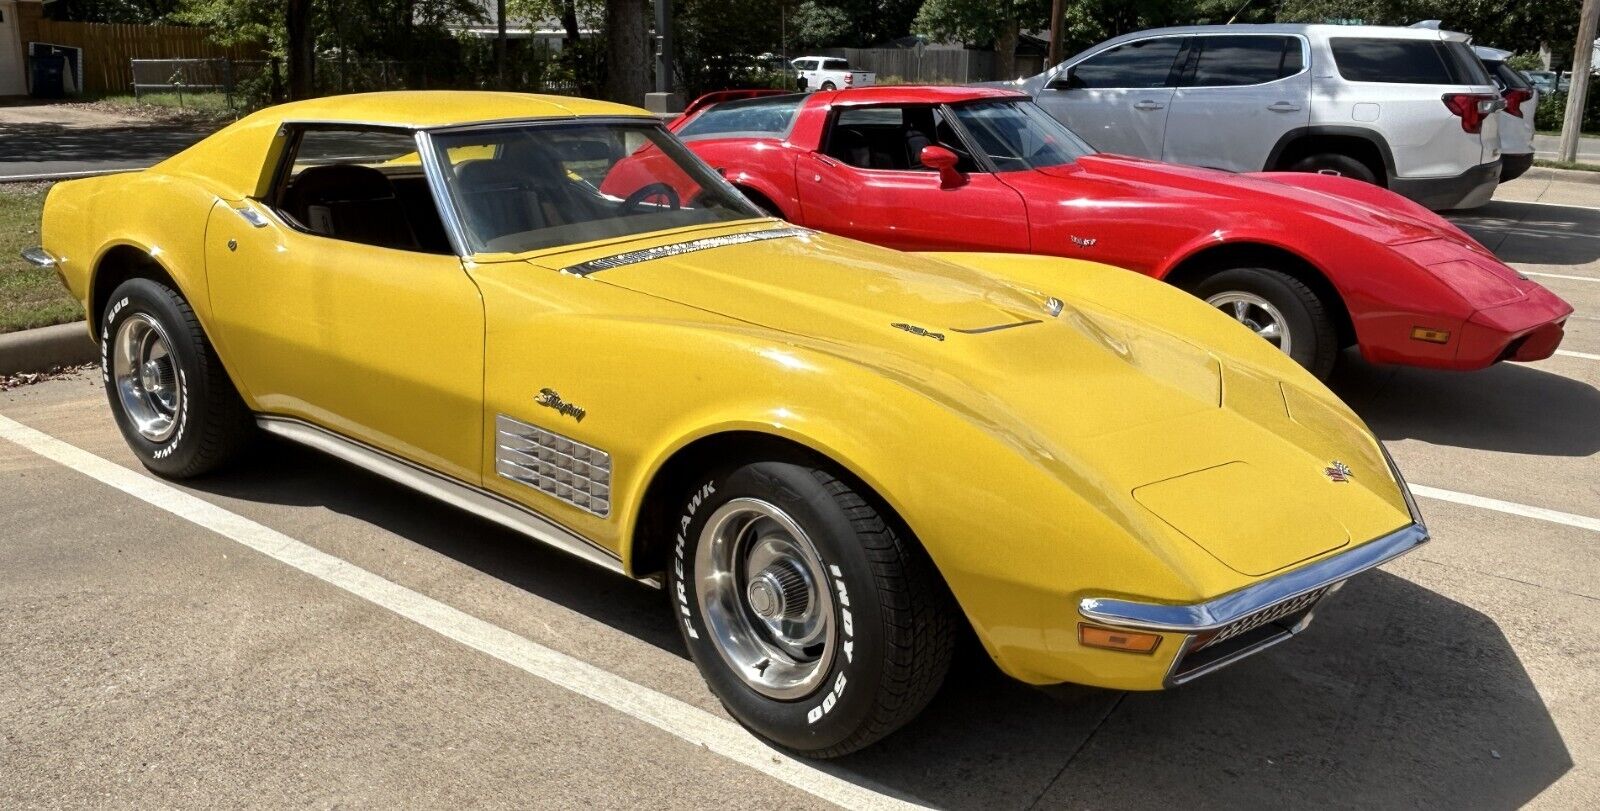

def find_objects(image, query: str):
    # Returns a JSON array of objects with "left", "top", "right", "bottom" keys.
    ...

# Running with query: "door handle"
[
  {"left": 1132, "top": 100, "right": 1164, "bottom": 111},
  {"left": 1268, "top": 101, "right": 1303, "bottom": 112}
]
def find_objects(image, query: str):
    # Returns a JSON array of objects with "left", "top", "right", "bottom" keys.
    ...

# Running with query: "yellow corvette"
[{"left": 29, "top": 91, "right": 1426, "bottom": 757}]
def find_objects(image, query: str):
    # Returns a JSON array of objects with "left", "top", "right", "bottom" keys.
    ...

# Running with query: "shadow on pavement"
[
  {"left": 1449, "top": 200, "right": 1600, "bottom": 266},
  {"left": 1331, "top": 353, "right": 1600, "bottom": 456},
  {"left": 189, "top": 436, "right": 1572, "bottom": 809},
  {"left": 0, "top": 123, "right": 207, "bottom": 165}
]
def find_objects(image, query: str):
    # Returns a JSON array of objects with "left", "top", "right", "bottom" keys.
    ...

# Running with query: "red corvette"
[{"left": 664, "top": 85, "right": 1570, "bottom": 377}]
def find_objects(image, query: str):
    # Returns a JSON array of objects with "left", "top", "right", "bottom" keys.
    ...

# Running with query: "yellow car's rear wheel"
[{"left": 670, "top": 460, "right": 955, "bottom": 757}]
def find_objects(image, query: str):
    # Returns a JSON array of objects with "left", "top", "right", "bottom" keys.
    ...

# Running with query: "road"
[
  {"left": 1, "top": 178, "right": 1597, "bottom": 808},
  {"left": 0, "top": 102, "right": 210, "bottom": 182}
]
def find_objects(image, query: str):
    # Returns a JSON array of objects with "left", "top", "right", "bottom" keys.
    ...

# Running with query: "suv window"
[
  {"left": 677, "top": 95, "right": 805, "bottom": 140},
  {"left": 1188, "top": 36, "right": 1302, "bottom": 86},
  {"left": 271, "top": 127, "right": 452, "bottom": 255},
  {"left": 1330, "top": 38, "right": 1489, "bottom": 85},
  {"left": 1484, "top": 60, "right": 1532, "bottom": 92},
  {"left": 1061, "top": 38, "right": 1183, "bottom": 89}
]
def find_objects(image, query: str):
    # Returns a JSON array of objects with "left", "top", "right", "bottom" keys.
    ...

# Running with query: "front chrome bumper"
[
  {"left": 21, "top": 247, "right": 56, "bottom": 269},
  {"left": 1079, "top": 522, "right": 1428, "bottom": 686}
]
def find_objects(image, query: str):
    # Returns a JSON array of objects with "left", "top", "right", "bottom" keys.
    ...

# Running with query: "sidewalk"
[{"left": 1494, "top": 165, "right": 1600, "bottom": 207}]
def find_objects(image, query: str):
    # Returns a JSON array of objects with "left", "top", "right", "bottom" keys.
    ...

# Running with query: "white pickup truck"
[{"left": 791, "top": 56, "right": 876, "bottom": 92}]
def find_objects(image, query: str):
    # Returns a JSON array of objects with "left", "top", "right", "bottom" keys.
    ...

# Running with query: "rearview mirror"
[{"left": 920, "top": 145, "right": 966, "bottom": 188}]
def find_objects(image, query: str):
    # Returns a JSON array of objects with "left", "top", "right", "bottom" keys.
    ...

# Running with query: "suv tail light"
[
  {"left": 1502, "top": 88, "right": 1533, "bottom": 118},
  {"left": 1442, "top": 93, "right": 1504, "bottom": 133}
]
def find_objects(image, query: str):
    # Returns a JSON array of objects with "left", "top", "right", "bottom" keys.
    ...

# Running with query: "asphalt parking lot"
[{"left": 3, "top": 173, "right": 1598, "bottom": 809}]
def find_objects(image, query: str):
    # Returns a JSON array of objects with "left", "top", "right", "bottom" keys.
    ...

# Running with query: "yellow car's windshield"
[{"left": 430, "top": 121, "right": 762, "bottom": 255}]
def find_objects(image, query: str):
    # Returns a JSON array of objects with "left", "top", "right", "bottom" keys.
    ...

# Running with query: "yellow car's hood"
[{"left": 530, "top": 227, "right": 1408, "bottom": 579}]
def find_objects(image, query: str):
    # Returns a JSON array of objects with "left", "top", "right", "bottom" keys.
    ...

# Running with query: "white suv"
[{"left": 1010, "top": 24, "right": 1505, "bottom": 209}]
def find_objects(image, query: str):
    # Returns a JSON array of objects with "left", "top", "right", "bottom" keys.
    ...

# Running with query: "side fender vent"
[{"left": 496, "top": 414, "right": 612, "bottom": 517}]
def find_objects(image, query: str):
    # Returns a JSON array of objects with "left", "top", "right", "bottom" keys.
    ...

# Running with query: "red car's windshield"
[{"left": 950, "top": 101, "right": 1095, "bottom": 172}]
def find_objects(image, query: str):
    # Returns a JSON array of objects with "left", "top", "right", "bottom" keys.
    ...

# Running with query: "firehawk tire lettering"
[{"left": 673, "top": 481, "right": 716, "bottom": 640}]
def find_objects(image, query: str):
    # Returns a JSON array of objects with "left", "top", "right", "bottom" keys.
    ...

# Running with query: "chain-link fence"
[{"left": 129, "top": 40, "right": 594, "bottom": 114}]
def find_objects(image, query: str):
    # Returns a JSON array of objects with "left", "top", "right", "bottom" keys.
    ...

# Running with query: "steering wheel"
[{"left": 620, "top": 182, "right": 681, "bottom": 214}]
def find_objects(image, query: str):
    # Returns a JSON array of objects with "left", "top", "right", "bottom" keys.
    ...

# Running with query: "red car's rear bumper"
[{"left": 1359, "top": 284, "right": 1572, "bottom": 370}]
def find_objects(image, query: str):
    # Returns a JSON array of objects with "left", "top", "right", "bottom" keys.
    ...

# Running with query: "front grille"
[{"left": 1197, "top": 585, "right": 1332, "bottom": 652}]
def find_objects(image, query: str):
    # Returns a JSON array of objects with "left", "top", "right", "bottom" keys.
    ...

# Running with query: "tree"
[
  {"left": 604, "top": 0, "right": 649, "bottom": 103},
  {"left": 913, "top": 0, "right": 1047, "bottom": 78}
]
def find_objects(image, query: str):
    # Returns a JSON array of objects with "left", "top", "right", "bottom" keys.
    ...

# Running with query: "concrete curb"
[
  {"left": 0, "top": 322, "right": 97, "bottom": 375},
  {"left": 1524, "top": 165, "right": 1600, "bottom": 185}
]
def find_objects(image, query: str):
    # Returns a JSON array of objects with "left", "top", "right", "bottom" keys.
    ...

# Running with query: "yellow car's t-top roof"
[
  {"left": 154, "top": 90, "right": 657, "bottom": 200},
  {"left": 258, "top": 90, "right": 654, "bottom": 128}
]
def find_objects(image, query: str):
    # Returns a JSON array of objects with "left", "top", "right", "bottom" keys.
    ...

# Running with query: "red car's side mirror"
[{"left": 920, "top": 145, "right": 966, "bottom": 188}]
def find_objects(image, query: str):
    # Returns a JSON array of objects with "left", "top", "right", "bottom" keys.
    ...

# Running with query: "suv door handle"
[
  {"left": 1132, "top": 100, "right": 1164, "bottom": 111},
  {"left": 1267, "top": 101, "right": 1303, "bottom": 112}
]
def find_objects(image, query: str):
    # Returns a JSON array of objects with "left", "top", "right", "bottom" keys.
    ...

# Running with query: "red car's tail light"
[
  {"left": 1502, "top": 88, "right": 1533, "bottom": 118},
  {"left": 1442, "top": 93, "right": 1502, "bottom": 133}
]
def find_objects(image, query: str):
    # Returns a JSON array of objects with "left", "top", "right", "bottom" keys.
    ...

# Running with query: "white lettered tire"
[
  {"left": 101, "top": 277, "right": 251, "bottom": 478},
  {"left": 669, "top": 460, "right": 954, "bottom": 757}
]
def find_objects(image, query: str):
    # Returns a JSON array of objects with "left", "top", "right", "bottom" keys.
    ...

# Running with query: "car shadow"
[
  {"left": 185, "top": 436, "right": 1572, "bottom": 809},
  {"left": 1446, "top": 200, "right": 1600, "bottom": 267},
  {"left": 1329, "top": 353, "right": 1600, "bottom": 456}
]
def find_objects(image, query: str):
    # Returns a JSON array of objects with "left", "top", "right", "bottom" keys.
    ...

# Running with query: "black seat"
[
  {"left": 830, "top": 127, "right": 872, "bottom": 168},
  {"left": 454, "top": 158, "right": 548, "bottom": 245},
  {"left": 282, "top": 164, "right": 418, "bottom": 251}
]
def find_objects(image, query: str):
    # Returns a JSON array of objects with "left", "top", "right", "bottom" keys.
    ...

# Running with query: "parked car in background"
[
  {"left": 1524, "top": 70, "right": 1557, "bottom": 93},
  {"left": 1002, "top": 24, "right": 1505, "bottom": 210},
  {"left": 669, "top": 86, "right": 1571, "bottom": 377},
  {"left": 1475, "top": 45, "right": 1537, "bottom": 181},
  {"left": 790, "top": 56, "right": 875, "bottom": 92},
  {"left": 31, "top": 89, "right": 1433, "bottom": 757}
]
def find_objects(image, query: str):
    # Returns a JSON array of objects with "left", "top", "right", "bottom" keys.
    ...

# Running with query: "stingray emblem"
[
  {"left": 535, "top": 388, "right": 586, "bottom": 422},
  {"left": 1324, "top": 461, "right": 1353, "bottom": 483},
  {"left": 1070, "top": 235, "right": 1097, "bottom": 248},
  {"left": 891, "top": 323, "right": 946, "bottom": 341}
]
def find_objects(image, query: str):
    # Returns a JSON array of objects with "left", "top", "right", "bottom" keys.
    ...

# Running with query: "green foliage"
[
  {"left": 1535, "top": 91, "right": 1600, "bottom": 135},
  {"left": 44, "top": 0, "right": 184, "bottom": 23},
  {"left": 674, "top": 0, "right": 791, "bottom": 96},
  {"left": 1507, "top": 51, "right": 1544, "bottom": 72}
]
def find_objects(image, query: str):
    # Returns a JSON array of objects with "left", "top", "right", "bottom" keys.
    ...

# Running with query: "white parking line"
[
  {"left": 1556, "top": 349, "right": 1600, "bottom": 361},
  {"left": 1411, "top": 484, "right": 1600, "bottom": 534},
  {"left": 0, "top": 414, "right": 926, "bottom": 811},
  {"left": 1524, "top": 270, "right": 1600, "bottom": 283}
]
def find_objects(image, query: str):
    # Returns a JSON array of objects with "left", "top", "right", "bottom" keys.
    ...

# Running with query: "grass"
[
  {"left": 0, "top": 183, "right": 81, "bottom": 335},
  {"left": 98, "top": 91, "right": 235, "bottom": 113},
  {"left": 1534, "top": 158, "right": 1600, "bottom": 173}
]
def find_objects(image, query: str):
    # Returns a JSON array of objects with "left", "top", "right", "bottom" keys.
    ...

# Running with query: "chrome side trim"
[
  {"left": 560, "top": 226, "right": 811, "bottom": 276},
  {"left": 414, "top": 129, "right": 474, "bottom": 258},
  {"left": 495, "top": 414, "right": 612, "bottom": 517},
  {"left": 1079, "top": 522, "right": 1428, "bottom": 632},
  {"left": 948, "top": 319, "right": 1041, "bottom": 335},
  {"left": 255, "top": 416, "right": 629, "bottom": 577},
  {"left": 21, "top": 247, "right": 56, "bottom": 269},
  {"left": 234, "top": 207, "right": 270, "bottom": 228}
]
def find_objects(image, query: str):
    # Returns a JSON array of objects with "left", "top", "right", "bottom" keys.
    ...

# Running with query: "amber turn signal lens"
[
  {"left": 1078, "top": 623, "right": 1162, "bottom": 654},
  {"left": 1410, "top": 327, "right": 1451, "bottom": 344}
]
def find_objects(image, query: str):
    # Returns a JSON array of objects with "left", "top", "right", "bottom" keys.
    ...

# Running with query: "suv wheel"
[
  {"left": 1193, "top": 268, "right": 1339, "bottom": 379},
  {"left": 820, "top": 81, "right": 837, "bottom": 92},
  {"left": 669, "top": 461, "right": 955, "bottom": 757},
  {"left": 1288, "top": 153, "right": 1379, "bottom": 185},
  {"left": 102, "top": 277, "right": 252, "bottom": 478}
]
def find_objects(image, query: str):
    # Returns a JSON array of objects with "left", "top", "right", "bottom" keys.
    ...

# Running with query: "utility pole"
[
  {"left": 654, "top": 0, "right": 673, "bottom": 94},
  {"left": 495, "top": 0, "right": 508, "bottom": 89},
  {"left": 1560, "top": 0, "right": 1599, "bottom": 163},
  {"left": 1047, "top": 0, "right": 1064, "bottom": 67}
]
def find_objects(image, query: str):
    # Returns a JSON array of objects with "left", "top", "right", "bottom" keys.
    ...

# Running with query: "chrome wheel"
[
  {"left": 695, "top": 498, "right": 836, "bottom": 699},
  {"left": 1206, "top": 291, "right": 1292, "bottom": 355},
  {"left": 112, "top": 313, "right": 181, "bottom": 442}
]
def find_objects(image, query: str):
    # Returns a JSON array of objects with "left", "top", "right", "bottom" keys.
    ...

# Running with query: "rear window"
[
  {"left": 823, "top": 59, "right": 849, "bottom": 70},
  {"left": 677, "top": 95, "right": 805, "bottom": 140},
  {"left": 1486, "top": 60, "right": 1532, "bottom": 92},
  {"left": 1330, "top": 38, "right": 1490, "bottom": 85},
  {"left": 1188, "top": 36, "right": 1303, "bottom": 86}
]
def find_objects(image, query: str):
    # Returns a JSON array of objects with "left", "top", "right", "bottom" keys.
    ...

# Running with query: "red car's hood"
[{"left": 1035, "top": 155, "right": 1478, "bottom": 249}]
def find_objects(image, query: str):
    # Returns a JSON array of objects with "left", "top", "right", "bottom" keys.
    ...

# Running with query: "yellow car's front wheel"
[{"left": 669, "top": 460, "right": 955, "bottom": 757}]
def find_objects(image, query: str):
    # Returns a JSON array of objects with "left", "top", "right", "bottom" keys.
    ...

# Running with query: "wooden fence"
[{"left": 29, "top": 20, "right": 262, "bottom": 95}]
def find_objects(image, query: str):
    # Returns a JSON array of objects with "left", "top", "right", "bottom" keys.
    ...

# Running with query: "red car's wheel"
[{"left": 1195, "top": 268, "right": 1339, "bottom": 379}]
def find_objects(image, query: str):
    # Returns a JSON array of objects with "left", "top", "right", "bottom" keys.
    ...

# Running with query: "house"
[
  {"left": 451, "top": 1, "right": 596, "bottom": 51},
  {"left": 0, "top": 0, "right": 44, "bottom": 96}
]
